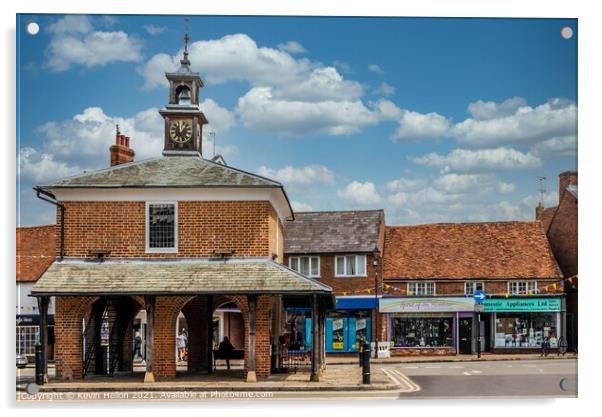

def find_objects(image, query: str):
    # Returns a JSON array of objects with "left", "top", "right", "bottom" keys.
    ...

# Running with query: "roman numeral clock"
[{"left": 159, "top": 35, "right": 208, "bottom": 156}]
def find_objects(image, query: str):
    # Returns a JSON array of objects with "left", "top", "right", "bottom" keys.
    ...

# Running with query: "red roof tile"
[
  {"left": 384, "top": 221, "right": 562, "bottom": 280},
  {"left": 16, "top": 225, "right": 56, "bottom": 283}
]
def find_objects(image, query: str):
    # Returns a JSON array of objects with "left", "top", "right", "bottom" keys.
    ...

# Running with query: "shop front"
[
  {"left": 325, "top": 296, "right": 376, "bottom": 353},
  {"left": 483, "top": 297, "right": 565, "bottom": 351},
  {"left": 380, "top": 297, "right": 475, "bottom": 356}
]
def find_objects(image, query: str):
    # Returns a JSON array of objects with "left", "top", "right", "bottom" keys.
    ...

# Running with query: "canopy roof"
[{"left": 31, "top": 258, "right": 333, "bottom": 299}]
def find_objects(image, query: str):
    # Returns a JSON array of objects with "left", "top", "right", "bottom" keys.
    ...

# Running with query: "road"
[{"left": 16, "top": 359, "right": 577, "bottom": 401}]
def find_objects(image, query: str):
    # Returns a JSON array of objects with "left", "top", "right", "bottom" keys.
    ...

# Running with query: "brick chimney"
[
  {"left": 109, "top": 125, "right": 135, "bottom": 166},
  {"left": 558, "top": 171, "right": 577, "bottom": 196}
]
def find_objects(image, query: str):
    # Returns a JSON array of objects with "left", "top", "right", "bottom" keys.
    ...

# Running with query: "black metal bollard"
[
  {"left": 359, "top": 342, "right": 363, "bottom": 367},
  {"left": 362, "top": 342, "right": 371, "bottom": 384},
  {"left": 35, "top": 344, "right": 44, "bottom": 386}
]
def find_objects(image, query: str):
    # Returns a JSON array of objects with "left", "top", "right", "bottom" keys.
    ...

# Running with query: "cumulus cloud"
[
  {"left": 277, "top": 41, "right": 306, "bottom": 54},
  {"left": 530, "top": 135, "right": 577, "bottom": 157},
  {"left": 385, "top": 177, "right": 426, "bottom": 192},
  {"left": 412, "top": 147, "right": 542, "bottom": 173},
  {"left": 392, "top": 110, "right": 452, "bottom": 140},
  {"left": 291, "top": 201, "right": 314, "bottom": 212},
  {"left": 256, "top": 165, "right": 335, "bottom": 186},
  {"left": 368, "top": 64, "right": 384, "bottom": 74},
  {"left": 453, "top": 98, "right": 577, "bottom": 148},
  {"left": 337, "top": 181, "right": 382, "bottom": 205},
  {"left": 144, "top": 25, "right": 167, "bottom": 35},
  {"left": 18, "top": 147, "right": 82, "bottom": 183},
  {"left": 45, "top": 15, "right": 143, "bottom": 72},
  {"left": 373, "top": 82, "right": 396, "bottom": 97}
]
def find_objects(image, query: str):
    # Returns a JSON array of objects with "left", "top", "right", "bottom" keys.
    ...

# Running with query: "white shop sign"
[{"left": 379, "top": 297, "right": 475, "bottom": 313}]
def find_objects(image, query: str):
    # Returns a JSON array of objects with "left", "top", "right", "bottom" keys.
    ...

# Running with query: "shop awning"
[{"left": 31, "top": 258, "right": 333, "bottom": 300}]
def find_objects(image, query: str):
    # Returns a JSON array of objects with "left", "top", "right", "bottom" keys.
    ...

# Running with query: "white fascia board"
[{"left": 50, "top": 187, "right": 293, "bottom": 222}]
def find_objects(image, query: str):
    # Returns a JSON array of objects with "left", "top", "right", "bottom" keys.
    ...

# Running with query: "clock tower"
[{"left": 160, "top": 28, "right": 208, "bottom": 156}]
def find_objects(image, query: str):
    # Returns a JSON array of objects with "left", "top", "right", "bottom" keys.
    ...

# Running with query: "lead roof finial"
[{"left": 181, "top": 18, "right": 191, "bottom": 66}]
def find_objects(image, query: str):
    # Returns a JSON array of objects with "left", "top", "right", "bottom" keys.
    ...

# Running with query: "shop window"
[
  {"left": 282, "top": 309, "right": 312, "bottom": 351},
  {"left": 390, "top": 316, "right": 452, "bottom": 347},
  {"left": 464, "top": 282, "right": 484, "bottom": 295},
  {"left": 494, "top": 312, "right": 558, "bottom": 348},
  {"left": 508, "top": 281, "right": 537, "bottom": 295},
  {"left": 335, "top": 255, "right": 367, "bottom": 277},
  {"left": 408, "top": 281, "right": 436, "bottom": 295},
  {"left": 146, "top": 202, "right": 177, "bottom": 252},
  {"left": 16, "top": 326, "right": 39, "bottom": 355},
  {"left": 289, "top": 256, "right": 320, "bottom": 277}
]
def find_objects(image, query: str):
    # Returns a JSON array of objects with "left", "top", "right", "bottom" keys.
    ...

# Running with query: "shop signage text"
[
  {"left": 379, "top": 297, "right": 475, "bottom": 313},
  {"left": 483, "top": 298, "right": 561, "bottom": 312}
]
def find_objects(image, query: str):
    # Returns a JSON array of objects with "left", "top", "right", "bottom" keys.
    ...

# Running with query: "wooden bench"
[{"left": 213, "top": 349, "right": 244, "bottom": 370}]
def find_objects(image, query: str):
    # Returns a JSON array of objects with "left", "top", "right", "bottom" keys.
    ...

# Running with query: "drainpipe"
[{"left": 34, "top": 187, "right": 65, "bottom": 260}]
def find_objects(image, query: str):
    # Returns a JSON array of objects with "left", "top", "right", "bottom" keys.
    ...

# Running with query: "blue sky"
[{"left": 16, "top": 14, "right": 577, "bottom": 226}]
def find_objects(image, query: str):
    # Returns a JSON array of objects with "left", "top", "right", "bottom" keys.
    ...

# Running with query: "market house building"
[
  {"left": 284, "top": 210, "right": 385, "bottom": 354},
  {"left": 16, "top": 225, "right": 56, "bottom": 362},
  {"left": 381, "top": 221, "right": 565, "bottom": 355},
  {"left": 31, "top": 40, "right": 333, "bottom": 383}
]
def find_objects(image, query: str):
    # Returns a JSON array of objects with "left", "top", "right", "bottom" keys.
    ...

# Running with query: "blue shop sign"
[{"left": 335, "top": 296, "right": 377, "bottom": 310}]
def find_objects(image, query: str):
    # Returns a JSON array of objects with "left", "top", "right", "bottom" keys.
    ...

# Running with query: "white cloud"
[
  {"left": 144, "top": 25, "right": 167, "bottom": 35},
  {"left": 236, "top": 87, "right": 384, "bottom": 136},
  {"left": 392, "top": 110, "right": 452, "bottom": 140},
  {"left": 256, "top": 165, "right": 335, "bottom": 186},
  {"left": 45, "top": 15, "right": 142, "bottom": 72},
  {"left": 18, "top": 147, "right": 82, "bottom": 183},
  {"left": 385, "top": 177, "right": 425, "bottom": 192},
  {"left": 497, "top": 182, "right": 516, "bottom": 194},
  {"left": 201, "top": 98, "right": 237, "bottom": 135},
  {"left": 368, "top": 64, "right": 384, "bottom": 74},
  {"left": 277, "top": 41, "right": 306, "bottom": 54},
  {"left": 467, "top": 96, "right": 527, "bottom": 120},
  {"left": 337, "top": 181, "right": 382, "bottom": 205},
  {"left": 412, "top": 147, "right": 542, "bottom": 173},
  {"left": 332, "top": 60, "right": 352, "bottom": 74},
  {"left": 453, "top": 98, "right": 577, "bottom": 147},
  {"left": 530, "top": 135, "right": 577, "bottom": 157},
  {"left": 373, "top": 82, "right": 396, "bottom": 97},
  {"left": 433, "top": 174, "right": 487, "bottom": 193},
  {"left": 291, "top": 201, "right": 314, "bottom": 212}
]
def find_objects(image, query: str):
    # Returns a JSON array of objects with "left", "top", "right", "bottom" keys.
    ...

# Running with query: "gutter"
[{"left": 33, "top": 187, "right": 65, "bottom": 260}]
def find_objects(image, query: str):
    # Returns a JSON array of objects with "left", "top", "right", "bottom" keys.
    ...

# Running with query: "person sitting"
[{"left": 218, "top": 336, "right": 235, "bottom": 370}]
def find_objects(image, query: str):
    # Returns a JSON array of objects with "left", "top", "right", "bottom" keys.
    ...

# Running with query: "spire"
[{"left": 180, "top": 18, "right": 191, "bottom": 67}]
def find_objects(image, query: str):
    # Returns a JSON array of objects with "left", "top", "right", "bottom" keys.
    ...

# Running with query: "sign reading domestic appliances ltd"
[{"left": 483, "top": 298, "right": 561, "bottom": 312}]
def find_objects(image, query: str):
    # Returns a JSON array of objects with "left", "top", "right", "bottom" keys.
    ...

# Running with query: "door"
[
  {"left": 459, "top": 318, "right": 472, "bottom": 354},
  {"left": 326, "top": 317, "right": 347, "bottom": 352},
  {"left": 348, "top": 316, "right": 371, "bottom": 352}
]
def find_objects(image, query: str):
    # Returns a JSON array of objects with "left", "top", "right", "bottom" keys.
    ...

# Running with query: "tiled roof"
[
  {"left": 284, "top": 210, "right": 384, "bottom": 254},
  {"left": 31, "top": 258, "right": 333, "bottom": 296},
  {"left": 384, "top": 221, "right": 562, "bottom": 280},
  {"left": 16, "top": 225, "right": 56, "bottom": 283},
  {"left": 39, "top": 156, "right": 282, "bottom": 189}
]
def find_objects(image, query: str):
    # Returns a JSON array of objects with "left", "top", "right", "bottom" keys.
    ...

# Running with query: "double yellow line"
[{"left": 381, "top": 367, "right": 421, "bottom": 393}]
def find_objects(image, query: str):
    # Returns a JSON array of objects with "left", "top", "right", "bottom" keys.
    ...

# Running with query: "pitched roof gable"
[{"left": 16, "top": 225, "right": 56, "bottom": 283}]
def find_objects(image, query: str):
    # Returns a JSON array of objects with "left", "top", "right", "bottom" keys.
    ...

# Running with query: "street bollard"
[
  {"left": 35, "top": 344, "right": 44, "bottom": 386},
  {"left": 358, "top": 342, "right": 363, "bottom": 367},
  {"left": 362, "top": 342, "right": 371, "bottom": 384}
]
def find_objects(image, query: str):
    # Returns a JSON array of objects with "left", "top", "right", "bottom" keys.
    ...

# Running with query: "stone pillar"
[
  {"left": 144, "top": 295, "right": 155, "bottom": 383},
  {"left": 310, "top": 294, "right": 320, "bottom": 382},
  {"left": 246, "top": 295, "right": 257, "bottom": 382},
  {"left": 37, "top": 296, "right": 49, "bottom": 383}
]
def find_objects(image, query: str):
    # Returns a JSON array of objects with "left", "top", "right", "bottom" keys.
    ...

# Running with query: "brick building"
[
  {"left": 16, "top": 225, "right": 56, "bottom": 361},
  {"left": 284, "top": 210, "right": 386, "bottom": 353},
  {"left": 382, "top": 221, "right": 565, "bottom": 356},
  {"left": 536, "top": 171, "right": 578, "bottom": 351},
  {"left": 31, "top": 41, "right": 333, "bottom": 383}
]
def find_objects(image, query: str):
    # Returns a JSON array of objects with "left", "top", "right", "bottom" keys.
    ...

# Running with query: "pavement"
[
  {"left": 16, "top": 355, "right": 578, "bottom": 401},
  {"left": 327, "top": 352, "right": 577, "bottom": 365}
]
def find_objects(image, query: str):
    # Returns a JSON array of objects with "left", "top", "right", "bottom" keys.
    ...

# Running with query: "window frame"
[
  {"left": 508, "top": 281, "right": 538, "bottom": 295},
  {"left": 407, "top": 281, "right": 436, "bottom": 296},
  {"left": 145, "top": 201, "right": 178, "bottom": 253},
  {"left": 464, "top": 281, "right": 485, "bottom": 295},
  {"left": 334, "top": 255, "right": 367, "bottom": 277},
  {"left": 289, "top": 256, "right": 321, "bottom": 278}
]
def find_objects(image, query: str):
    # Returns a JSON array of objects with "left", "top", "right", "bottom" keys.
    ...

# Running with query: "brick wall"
[
  {"left": 383, "top": 280, "right": 564, "bottom": 296},
  {"left": 58, "top": 200, "right": 277, "bottom": 258},
  {"left": 547, "top": 191, "right": 578, "bottom": 279}
]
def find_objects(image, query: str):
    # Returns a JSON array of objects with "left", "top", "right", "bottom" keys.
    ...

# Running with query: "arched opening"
[
  {"left": 81, "top": 296, "right": 142, "bottom": 378},
  {"left": 175, "top": 85, "right": 192, "bottom": 105},
  {"left": 213, "top": 301, "right": 245, "bottom": 370}
]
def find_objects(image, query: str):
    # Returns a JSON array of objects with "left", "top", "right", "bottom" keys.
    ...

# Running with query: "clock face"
[{"left": 169, "top": 120, "right": 193, "bottom": 144}]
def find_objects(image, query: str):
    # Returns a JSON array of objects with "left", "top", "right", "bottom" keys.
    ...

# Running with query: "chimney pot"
[{"left": 110, "top": 132, "right": 135, "bottom": 166}]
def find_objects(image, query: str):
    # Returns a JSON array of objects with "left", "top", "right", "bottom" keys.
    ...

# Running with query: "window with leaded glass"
[{"left": 146, "top": 202, "right": 177, "bottom": 252}]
